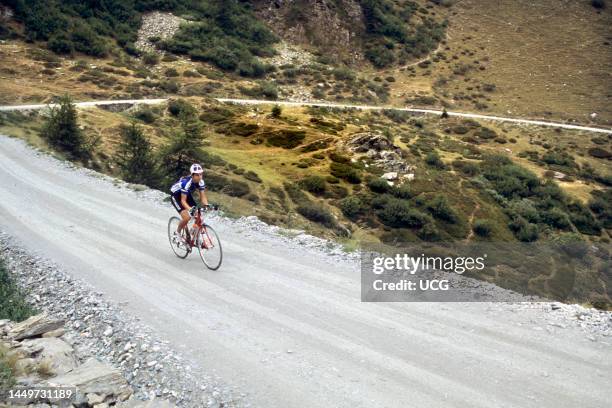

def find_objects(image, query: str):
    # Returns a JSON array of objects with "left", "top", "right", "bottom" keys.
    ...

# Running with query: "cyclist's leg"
[
  {"left": 171, "top": 193, "right": 190, "bottom": 234},
  {"left": 176, "top": 194, "right": 196, "bottom": 235}
]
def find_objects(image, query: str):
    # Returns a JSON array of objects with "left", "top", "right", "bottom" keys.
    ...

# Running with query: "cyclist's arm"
[{"left": 199, "top": 189, "right": 209, "bottom": 206}]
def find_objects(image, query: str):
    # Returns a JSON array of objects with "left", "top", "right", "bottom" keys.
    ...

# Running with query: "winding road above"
[{"left": 1, "top": 98, "right": 610, "bottom": 134}]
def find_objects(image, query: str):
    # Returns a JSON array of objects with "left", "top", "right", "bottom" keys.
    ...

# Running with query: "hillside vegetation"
[
  {"left": 1, "top": 96, "right": 610, "bottom": 306},
  {"left": 0, "top": 0, "right": 610, "bottom": 306}
]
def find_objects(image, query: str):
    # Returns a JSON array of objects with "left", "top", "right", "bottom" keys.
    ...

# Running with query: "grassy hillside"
[
  {"left": 1, "top": 96, "right": 610, "bottom": 306},
  {"left": 1, "top": 0, "right": 609, "bottom": 123}
]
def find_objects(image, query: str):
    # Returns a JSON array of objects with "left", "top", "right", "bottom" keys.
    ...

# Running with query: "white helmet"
[{"left": 190, "top": 163, "right": 203, "bottom": 174}]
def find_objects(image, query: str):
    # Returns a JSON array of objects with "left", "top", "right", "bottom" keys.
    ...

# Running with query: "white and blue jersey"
[
  {"left": 170, "top": 176, "right": 206, "bottom": 213},
  {"left": 170, "top": 176, "right": 206, "bottom": 195}
]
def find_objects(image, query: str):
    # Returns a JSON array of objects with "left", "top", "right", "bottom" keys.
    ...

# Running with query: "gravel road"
[
  {"left": 1, "top": 98, "right": 611, "bottom": 134},
  {"left": 0, "top": 135, "right": 610, "bottom": 408}
]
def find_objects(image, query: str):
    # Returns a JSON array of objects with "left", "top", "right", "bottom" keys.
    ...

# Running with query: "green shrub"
[
  {"left": 183, "top": 70, "right": 200, "bottom": 77},
  {"left": 41, "top": 94, "right": 91, "bottom": 160},
  {"left": 392, "top": 185, "right": 413, "bottom": 199},
  {"left": 165, "top": 68, "right": 179, "bottom": 77},
  {"left": 332, "top": 66, "right": 356, "bottom": 81},
  {"left": 133, "top": 107, "right": 157, "bottom": 124},
  {"left": 473, "top": 219, "right": 492, "bottom": 237},
  {"left": 425, "top": 151, "right": 445, "bottom": 169},
  {"left": 0, "top": 259, "right": 37, "bottom": 322},
  {"left": 367, "top": 178, "right": 392, "bottom": 193},
  {"left": 475, "top": 127, "right": 497, "bottom": 139},
  {"left": 340, "top": 196, "right": 365, "bottom": 220},
  {"left": 116, "top": 122, "right": 161, "bottom": 188},
  {"left": 199, "top": 107, "right": 234, "bottom": 124},
  {"left": 451, "top": 125, "right": 469, "bottom": 134},
  {"left": 542, "top": 150, "right": 576, "bottom": 167},
  {"left": 329, "top": 152, "right": 351, "bottom": 163},
  {"left": 417, "top": 222, "right": 441, "bottom": 241},
  {"left": 569, "top": 202, "right": 601, "bottom": 235},
  {"left": 244, "top": 171, "right": 262, "bottom": 183},
  {"left": 284, "top": 182, "right": 309, "bottom": 205},
  {"left": 226, "top": 179, "right": 251, "bottom": 197},
  {"left": 167, "top": 99, "right": 196, "bottom": 118},
  {"left": 330, "top": 162, "right": 362, "bottom": 184},
  {"left": 588, "top": 147, "right": 611, "bottom": 159},
  {"left": 237, "top": 59, "right": 271, "bottom": 78},
  {"left": 162, "top": 2, "right": 277, "bottom": 73},
  {"left": 508, "top": 216, "right": 539, "bottom": 242},
  {"left": 508, "top": 199, "right": 540, "bottom": 223},
  {"left": 48, "top": 33, "right": 73, "bottom": 54},
  {"left": 377, "top": 198, "right": 430, "bottom": 228},
  {"left": 481, "top": 158, "right": 540, "bottom": 199},
  {"left": 326, "top": 175, "right": 340, "bottom": 184},
  {"left": 541, "top": 208, "right": 571, "bottom": 230},
  {"left": 267, "top": 129, "right": 306, "bottom": 149},
  {"left": 271, "top": 105, "right": 282, "bottom": 118},
  {"left": 425, "top": 195, "right": 457, "bottom": 223},
  {"left": 300, "top": 176, "right": 327, "bottom": 195},
  {"left": 221, "top": 122, "right": 259, "bottom": 137},
  {"left": 297, "top": 204, "right": 335, "bottom": 227},
  {"left": 160, "top": 80, "right": 180, "bottom": 93},
  {"left": 239, "top": 81, "right": 278, "bottom": 100},
  {"left": 452, "top": 159, "right": 479, "bottom": 176}
]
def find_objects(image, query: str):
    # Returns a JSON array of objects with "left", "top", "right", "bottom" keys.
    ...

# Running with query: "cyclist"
[{"left": 170, "top": 163, "right": 210, "bottom": 242}]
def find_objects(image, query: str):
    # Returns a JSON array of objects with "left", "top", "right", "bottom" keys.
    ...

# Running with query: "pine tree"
[
  {"left": 116, "top": 122, "right": 160, "bottom": 188},
  {"left": 40, "top": 94, "right": 89, "bottom": 160},
  {"left": 159, "top": 113, "right": 205, "bottom": 185}
]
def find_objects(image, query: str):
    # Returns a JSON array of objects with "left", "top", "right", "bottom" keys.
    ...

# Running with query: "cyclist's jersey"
[{"left": 170, "top": 176, "right": 206, "bottom": 195}]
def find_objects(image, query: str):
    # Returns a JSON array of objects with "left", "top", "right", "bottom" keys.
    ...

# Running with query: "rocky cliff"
[{"left": 253, "top": 0, "right": 366, "bottom": 64}]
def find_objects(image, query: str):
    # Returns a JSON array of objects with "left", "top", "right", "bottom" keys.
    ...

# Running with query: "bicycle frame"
[{"left": 188, "top": 209, "right": 214, "bottom": 250}]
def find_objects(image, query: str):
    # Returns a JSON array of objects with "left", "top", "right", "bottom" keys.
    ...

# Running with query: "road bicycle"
[{"left": 167, "top": 205, "right": 223, "bottom": 270}]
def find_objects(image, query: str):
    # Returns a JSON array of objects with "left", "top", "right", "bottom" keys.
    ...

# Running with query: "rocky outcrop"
[
  {"left": 135, "top": 12, "right": 186, "bottom": 54},
  {"left": 1, "top": 316, "right": 177, "bottom": 408},
  {"left": 253, "top": 0, "right": 365, "bottom": 64},
  {"left": 347, "top": 131, "right": 414, "bottom": 174},
  {"left": 8, "top": 313, "right": 64, "bottom": 341},
  {"left": 47, "top": 358, "right": 133, "bottom": 403}
]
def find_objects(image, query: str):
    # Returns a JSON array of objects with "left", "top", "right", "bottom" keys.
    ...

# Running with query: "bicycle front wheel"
[
  {"left": 198, "top": 225, "right": 223, "bottom": 270},
  {"left": 168, "top": 217, "right": 189, "bottom": 259}
]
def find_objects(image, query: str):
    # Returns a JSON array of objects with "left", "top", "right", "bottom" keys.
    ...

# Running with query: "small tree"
[
  {"left": 116, "top": 122, "right": 160, "bottom": 188},
  {"left": 159, "top": 114, "right": 204, "bottom": 184},
  {"left": 271, "top": 104, "right": 282, "bottom": 118},
  {"left": 41, "top": 95, "right": 89, "bottom": 160}
]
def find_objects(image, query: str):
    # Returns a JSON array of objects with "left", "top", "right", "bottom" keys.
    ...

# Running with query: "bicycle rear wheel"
[
  {"left": 168, "top": 217, "right": 189, "bottom": 259},
  {"left": 198, "top": 225, "right": 223, "bottom": 270}
]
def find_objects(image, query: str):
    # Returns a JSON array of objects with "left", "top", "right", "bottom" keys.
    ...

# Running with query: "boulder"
[
  {"left": 8, "top": 314, "right": 64, "bottom": 341},
  {"left": 22, "top": 337, "right": 79, "bottom": 375},
  {"left": 382, "top": 172, "right": 398, "bottom": 180},
  {"left": 348, "top": 132, "right": 395, "bottom": 153},
  {"left": 42, "top": 328, "right": 65, "bottom": 338},
  {"left": 46, "top": 358, "right": 132, "bottom": 402}
]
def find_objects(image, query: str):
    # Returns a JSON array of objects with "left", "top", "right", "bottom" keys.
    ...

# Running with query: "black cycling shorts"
[{"left": 171, "top": 192, "right": 196, "bottom": 213}]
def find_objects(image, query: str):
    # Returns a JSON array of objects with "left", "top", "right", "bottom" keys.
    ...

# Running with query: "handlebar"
[{"left": 189, "top": 204, "right": 219, "bottom": 217}]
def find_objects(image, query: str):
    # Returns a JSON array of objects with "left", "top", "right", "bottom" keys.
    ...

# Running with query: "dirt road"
[
  {"left": 1, "top": 98, "right": 611, "bottom": 134},
  {"left": 0, "top": 135, "right": 610, "bottom": 407}
]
